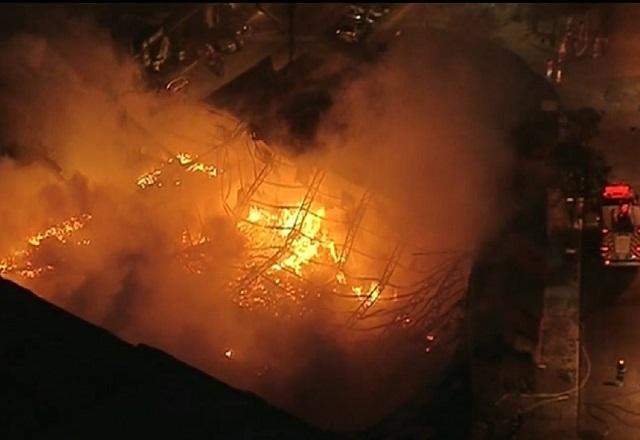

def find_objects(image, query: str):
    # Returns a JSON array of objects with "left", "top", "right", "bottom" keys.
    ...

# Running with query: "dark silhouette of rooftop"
[{"left": 0, "top": 277, "right": 335, "bottom": 440}]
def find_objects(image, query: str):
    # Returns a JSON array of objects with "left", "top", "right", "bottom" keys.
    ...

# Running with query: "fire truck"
[{"left": 599, "top": 183, "right": 640, "bottom": 266}]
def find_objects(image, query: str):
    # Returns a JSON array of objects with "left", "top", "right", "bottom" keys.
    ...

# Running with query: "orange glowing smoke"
[{"left": 0, "top": 131, "right": 463, "bottom": 343}]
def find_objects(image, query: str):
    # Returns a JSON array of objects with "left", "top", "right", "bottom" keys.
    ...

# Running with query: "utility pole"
[{"left": 288, "top": 3, "right": 296, "bottom": 65}]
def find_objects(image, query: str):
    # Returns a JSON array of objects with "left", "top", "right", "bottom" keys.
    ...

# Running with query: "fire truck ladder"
[{"left": 233, "top": 169, "right": 326, "bottom": 292}]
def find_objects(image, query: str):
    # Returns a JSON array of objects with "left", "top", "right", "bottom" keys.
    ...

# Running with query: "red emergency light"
[{"left": 603, "top": 184, "right": 634, "bottom": 200}]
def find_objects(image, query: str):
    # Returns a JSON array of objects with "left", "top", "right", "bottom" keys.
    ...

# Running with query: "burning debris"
[
  {"left": 1, "top": 112, "right": 469, "bottom": 338},
  {"left": 136, "top": 152, "right": 221, "bottom": 189},
  {"left": 0, "top": 214, "right": 92, "bottom": 280},
  {"left": 171, "top": 126, "right": 471, "bottom": 334}
]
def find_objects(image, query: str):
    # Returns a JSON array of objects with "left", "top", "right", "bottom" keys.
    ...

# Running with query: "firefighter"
[
  {"left": 558, "top": 112, "right": 569, "bottom": 141},
  {"left": 617, "top": 359, "right": 627, "bottom": 385},
  {"left": 545, "top": 58, "right": 555, "bottom": 81},
  {"left": 203, "top": 44, "right": 225, "bottom": 77},
  {"left": 563, "top": 15, "right": 575, "bottom": 57},
  {"left": 573, "top": 19, "right": 589, "bottom": 57},
  {"left": 141, "top": 40, "right": 152, "bottom": 69},
  {"left": 141, "top": 28, "right": 170, "bottom": 73},
  {"left": 153, "top": 35, "right": 171, "bottom": 72},
  {"left": 592, "top": 37, "right": 602, "bottom": 59},
  {"left": 592, "top": 34, "right": 605, "bottom": 59},
  {"left": 558, "top": 36, "right": 568, "bottom": 64},
  {"left": 566, "top": 16, "right": 574, "bottom": 33},
  {"left": 577, "top": 20, "right": 586, "bottom": 45},
  {"left": 565, "top": 30, "right": 575, "bottom": 55},
  {"left": 509, "top": 411, "right": 523, "bottom": 439},
  {"left": 555, "top": 59, "right": 563, "bottom": 84},
  {"left": 618, "top": 203, "right": 631, "bottom": 220},
  {"left": 204, "top": 5, "right": 219, "bottom": 29},
  {"left": 614, "top": 203, "right": 634, "bottom": 232}
]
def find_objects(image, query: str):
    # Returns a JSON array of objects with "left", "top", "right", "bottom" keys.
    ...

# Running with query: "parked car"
[
  {"left": 214, "top": 24, "right": 251, "bottom": 54},
  {"left": 345, "top": 5, "right": 367, "bottom": 23},
  {"left": 202, "top": 44, "right": 225, "bottom": 77},
  {"left": 335, "top": 20, "right": 369, "bottom": 44},
  {"left": 368, "top": 5, "right": 391, "bottom": 20},
  {"left": 165, "top": 76, "right": 190, "bottom": 94},
  {"left": 215, "top": 38, "right": 239, "bottom": 54}
]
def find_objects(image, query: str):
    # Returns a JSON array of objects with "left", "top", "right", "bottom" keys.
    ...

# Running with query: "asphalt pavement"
[{"left": 577, "top": 81, "right": 640, "bottom": 440}]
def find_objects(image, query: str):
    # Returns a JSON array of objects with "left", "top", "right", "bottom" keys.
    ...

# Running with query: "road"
[
  {"left": 578, "top": 91, "right": 640, "bottom": 439},
  {"left": 166, "top": 3, "right": 424, "bottom": 101},
  {"left": 474, "top": 5, "right": 640, "bottom": 436},
  {"left": 581, "top": 236, "right": 640, "bottom": 438},
  {"left": 407, "top": 4, "right": 640, "bottom": 437},
  {"left": 544, "top": 6, "right": 640, "bottom": 438}
]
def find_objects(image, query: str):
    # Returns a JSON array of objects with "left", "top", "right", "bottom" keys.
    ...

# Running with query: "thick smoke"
[
  {"left": 0, "top": 16, "right": 252, "bottom": 381},
  {"left": 605, "top": 5, "right": 640, "bottom": 77},
  {"left": 0, "top": 12, "right": 541, "bottom": 431},
  {"left": 315, "top": 30, "right": 523, "bottom": 251}
]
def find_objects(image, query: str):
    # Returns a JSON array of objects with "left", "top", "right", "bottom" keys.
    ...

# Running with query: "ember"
[
  {"left": 0, "top": 214, "right": 92, "bottom": 280},
  {"left": 136, "top": 152, "right": 221, "bottom": 189}
]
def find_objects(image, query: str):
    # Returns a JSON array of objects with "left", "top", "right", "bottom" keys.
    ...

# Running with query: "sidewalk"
[
  {"left": 469, "top": 189, "right": 582, "bottom": 439},
  {"left": 519, "top": 189, "right": 582, "bottom": 439}
]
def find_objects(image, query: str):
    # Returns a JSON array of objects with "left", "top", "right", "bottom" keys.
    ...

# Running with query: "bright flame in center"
[{"left": 242, "top": 203, "right": 341, "bottom": 276}]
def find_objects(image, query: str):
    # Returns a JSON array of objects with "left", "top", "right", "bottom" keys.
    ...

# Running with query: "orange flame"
[
  {"left": 136, "top": 152, "right": 220, "bottom": 189},
  {"left": 352, "top": 281, "right": 381, "bottom": 308},
  {"left": 241, "top": 203, "right": 342, "bottom": 276},
  {"left": 0, "top": 214, "right": 92, "bottom": 280}
]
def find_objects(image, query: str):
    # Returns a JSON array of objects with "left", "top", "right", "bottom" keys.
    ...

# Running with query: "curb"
[{"left": 519, "top": 189, "right": 582, "bottom": 439}]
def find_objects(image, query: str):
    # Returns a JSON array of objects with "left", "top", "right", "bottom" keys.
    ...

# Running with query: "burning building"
[
  {"left": 0, "top": 102, "right": 471, "bottom": 428},
  {"left": 2, "top": 107, "right": 469, "bottom": 338},
  {"left": 0, "top": 9, "right": 530, "bottom": 430}
]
